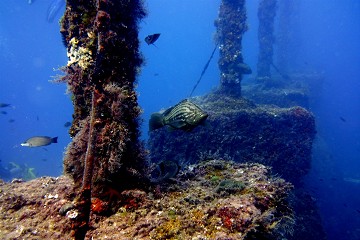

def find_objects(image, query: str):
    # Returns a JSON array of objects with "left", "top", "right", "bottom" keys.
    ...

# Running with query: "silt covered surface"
[{"left": 242, "top": 73, "right": 325, "bottom": 109}]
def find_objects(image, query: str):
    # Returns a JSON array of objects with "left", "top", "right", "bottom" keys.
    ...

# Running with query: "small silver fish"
[
  {"left": 149, "top": 99, "right": 208, "bottom": 132},
  {"left": 21, "top": 136, "right": 58, "bottom": 147}
]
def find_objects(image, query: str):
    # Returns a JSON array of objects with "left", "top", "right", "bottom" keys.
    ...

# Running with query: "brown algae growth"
[{"left": 0, "top": 160, "right": 294, "bottom": 239}]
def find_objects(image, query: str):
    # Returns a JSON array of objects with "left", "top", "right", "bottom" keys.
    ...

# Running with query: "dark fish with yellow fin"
[
  {"left": 21, "top": 136, "right": 58, "bottom": 147},
  {"left": 149, "top": 99, "right": 208, "bottom": 132}
]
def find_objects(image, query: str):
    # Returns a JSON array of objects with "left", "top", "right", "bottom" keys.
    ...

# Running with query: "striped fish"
[{"left": 149, "top": 99, "right": 208, "bottom": 132}]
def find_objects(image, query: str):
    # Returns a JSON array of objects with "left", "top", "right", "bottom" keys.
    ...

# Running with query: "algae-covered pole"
[
  {"left": 257, "top": 0, "right": 277, "bottom": 81},
  {"left": 277, "top": 0, "right": 300, "bottom": 73},
  {"left": 60, "top": 0, "right": 147, "bottom": 238},
  {"left": 215, "top": 0, "right": 251, "bottom": 97}
]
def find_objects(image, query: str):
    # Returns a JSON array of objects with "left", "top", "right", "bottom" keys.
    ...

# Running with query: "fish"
[
  {"left": 0, "top": 103, "right": 10, "bottom": 108},
  {"left": 64, "top": 121, "right": 71, "bottom": 127},
  {"left": 339, "top": 117, "right": 346, "bottom": 122},
  {"left": 343, "top": 177, "right": 360, "bottom": 184},
  {"left": 145, "top": 33, "right": 160, "bottom": 46},
  {"left": 21, "top": 136, "right": 58, "bottom": 147},
  {"left": 149, "top": 99, "right": 208, "bottom": 132},
  {"left": 1, "top": 111, "right": 7, "bottom": 115},
  {"left": 150, "top": 160, "right": 180, "bottom": 183}
]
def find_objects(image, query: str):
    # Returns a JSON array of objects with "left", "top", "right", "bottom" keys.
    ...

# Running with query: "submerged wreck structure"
[
  {"left": 243, "top": 0, "right": 318, "bottom": 109},
  {"left": 149, "top": 0, "right": 325, "bottom": 239},
  {"left": 150, "top": 0, "right": 314, "bottom": 187},
  {"left": 215, "top": 0, "right": 252, "bottom": 97},
  {"left": 0, "top": 0, "right": 324, "bottom": 239},
  {"left": 256, "top": 0, "right": 277, "bottom": 81},
  {"left": 58, "top": 0, "right": 148, "bottom": 238}
]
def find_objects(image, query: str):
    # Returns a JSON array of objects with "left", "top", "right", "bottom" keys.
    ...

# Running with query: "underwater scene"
[{"left": 0, "top": 0, "right": 359, "bottom": 239}]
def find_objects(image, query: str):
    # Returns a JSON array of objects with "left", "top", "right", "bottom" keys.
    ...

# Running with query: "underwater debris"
[
  {"left": 189, "top": 43, "right": 218, "bottom": 97},
  {"left": 150, "top": 160, "right": 180, "bottom": 183},
  {"left": 59, "top": 203, "right": 76, "bottom": 216}
]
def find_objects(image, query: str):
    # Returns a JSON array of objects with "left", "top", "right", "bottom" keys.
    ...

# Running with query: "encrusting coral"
[
  {"left": 0, "top": 159, "right": 294, "bottom": 239},
  {"left": 215, "top": 0, "right": 252, "bottom": 96},
  {"left": 58, "top": 0, "right": 148, "bottom": 238}
]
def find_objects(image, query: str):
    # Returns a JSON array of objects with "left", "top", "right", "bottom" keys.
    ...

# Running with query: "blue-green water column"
[
  {"left": 257, "top": 0, "right": 277, "bottom": 80},
  {"left": 215, "top": 0, "right": 252, "bottom": 97}
]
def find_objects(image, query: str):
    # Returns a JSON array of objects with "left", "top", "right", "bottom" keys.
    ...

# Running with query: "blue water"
[{"left": 0, "top": 0, "right": 359, "bottom": 239}]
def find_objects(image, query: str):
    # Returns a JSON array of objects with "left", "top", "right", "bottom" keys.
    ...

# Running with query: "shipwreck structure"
[
  {"left": 276, "top": 0, "right": 302, "bottom": 73},
  {"left": 215, "top": 0, "right": 252, "bottom": 97},
  {"left": 148, "top": 1, "right": 326, "bottom": 239},
  {"left": 60, "top": 0, "right": 147, "bottom": 238},
  {"left": 257, "top": 0, "right": 277, "bottom": 80},
  {"left": 0, "top": 1, "right": 328, "bottom": 239},
  {"left": 150, "top": 0, "right": 314, "bottom": 187}
]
